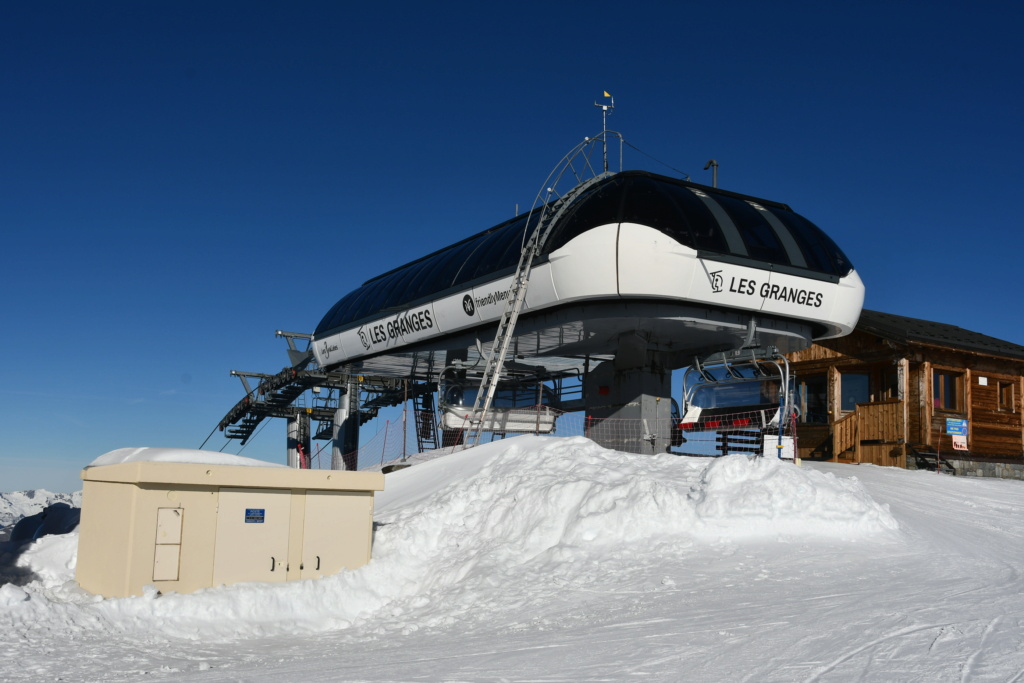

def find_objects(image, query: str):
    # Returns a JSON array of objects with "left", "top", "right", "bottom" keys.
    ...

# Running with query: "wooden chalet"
[{"left": 787, "top": 310, "right": 1024, "bottom": 468}]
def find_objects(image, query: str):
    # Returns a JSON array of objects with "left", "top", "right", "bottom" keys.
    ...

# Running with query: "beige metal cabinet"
[{"left": 77, "top": 460, "right": 385, "bottom": 598}]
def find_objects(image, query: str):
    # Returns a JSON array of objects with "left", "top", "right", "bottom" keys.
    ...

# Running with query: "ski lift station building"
[{"left": 310, "top": 169, "right": 865, "bottom": 455}]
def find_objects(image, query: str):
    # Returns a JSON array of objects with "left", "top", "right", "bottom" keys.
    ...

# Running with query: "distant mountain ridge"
[{"left": 0, "top": 489, "right": 82, "bottom": 530}]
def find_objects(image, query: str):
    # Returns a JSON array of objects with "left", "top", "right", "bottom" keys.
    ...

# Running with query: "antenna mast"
[
  {"left": 704, "top": 159, "right": 719, "bottom": 188},
  {"left": 594, "top": 91, "right": 615, "bottom": 172}
]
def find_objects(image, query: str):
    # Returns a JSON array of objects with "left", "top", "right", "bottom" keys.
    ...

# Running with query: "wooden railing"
[
  {"left": 832, "top": 410, "right": 858, "bottom": 459},
  {"left": 828, "top": 400, "right": 905, "bottom": 466},
  {"left": 857, "top": 400, "right": 902, "bottom": 443}
]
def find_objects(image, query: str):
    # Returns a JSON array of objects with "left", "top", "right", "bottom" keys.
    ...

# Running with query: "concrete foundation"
[{"left": 583, "top": 339, "right": 675, "bottom": 455}]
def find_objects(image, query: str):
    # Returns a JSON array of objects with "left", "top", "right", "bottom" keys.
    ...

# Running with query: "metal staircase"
[{"left": 219, "top": 367, "right": 338, "bottom": 444}]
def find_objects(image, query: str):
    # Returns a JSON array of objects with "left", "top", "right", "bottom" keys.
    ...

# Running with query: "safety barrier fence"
[{"left": 307, "top": 406, "right": 796, "bottom": 471}]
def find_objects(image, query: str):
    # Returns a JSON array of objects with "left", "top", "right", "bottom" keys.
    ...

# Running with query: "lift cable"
[
  {"left": 622, "top": 139, "right": 692, "bottom": 181},
  {"left": 232, "top": 417, "right": 272, "bottom": 456}
]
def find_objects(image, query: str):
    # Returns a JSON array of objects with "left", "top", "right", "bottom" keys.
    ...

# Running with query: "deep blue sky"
[{"left": 3, "top": 2, "right": 1022, "bottom": 491}]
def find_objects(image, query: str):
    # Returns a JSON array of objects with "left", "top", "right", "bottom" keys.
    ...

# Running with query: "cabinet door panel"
[
  {"left": 213, "top": 488, "right": 290, "bottom": 585},
  {"left": 301, "top": 491, "right": 372, "bottom": 579}
]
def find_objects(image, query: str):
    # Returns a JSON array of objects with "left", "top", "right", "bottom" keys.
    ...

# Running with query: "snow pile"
[
  {"left": 691, "top": 451, "right": 900, "bottom": 537},
  {"left": 377, "top": 437, "right": 897, "bottom": 567},
  {"left": 6, "top": 532, "right": 79, "bottom": 591},
  {"left": 87, "top": 447, "right": 289, "bottom": 468},
  {"left": 1, "top": 436, "right": 898, "bottom": 655}
]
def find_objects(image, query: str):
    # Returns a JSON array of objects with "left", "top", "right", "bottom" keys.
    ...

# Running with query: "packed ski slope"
[{"left": 3, "top": 436, "right": 1024, "bottom": 681}]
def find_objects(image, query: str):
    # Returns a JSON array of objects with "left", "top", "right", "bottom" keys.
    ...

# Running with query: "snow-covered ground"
[{"left": 3, "top": 436, "right": 1023, "bottom": 681}]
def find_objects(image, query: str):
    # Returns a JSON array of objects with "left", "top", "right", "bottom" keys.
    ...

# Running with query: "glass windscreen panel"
[
  {"left": 544, "top": 178, "right": 625, "bottom": 252},
  {"left": 661, "top": 182, "right": 728, "bottom": 253},
  {"left": 454, "top": 217, "right": 527, "bottom": 285},
  {"left": 767, "top": 207, "right": 854, "bottom": 277},
  {"left": 712, "top": 194, "right": 790, "bottom": 265}
]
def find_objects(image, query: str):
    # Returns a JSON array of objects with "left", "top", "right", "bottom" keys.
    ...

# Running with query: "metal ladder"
[
  {"left": 415, "top": 391, "right": 439, "bottom": 452},
  {"left": 462, "top": 170, "right": 611, "bottom": 447}
]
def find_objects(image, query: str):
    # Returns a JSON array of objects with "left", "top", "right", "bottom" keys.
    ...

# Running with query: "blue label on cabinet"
[{"left": 244, "top": 508, "right": 265, "bottom": 523}]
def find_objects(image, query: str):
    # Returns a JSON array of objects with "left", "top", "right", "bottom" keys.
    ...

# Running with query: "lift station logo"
[
  {"left": 709, "top": 270, "right": 724, "bottom": 293},
  {"left": 358, "top": 306, "right": 435, "bottom": 351},
  {"left": 711, "top": 269, "right": 824, "bottom": 308},
  {"left": 320, "top": 340, "right": 340, "bottom": 359},
  {"left": 465, "top": 288, "right": 511, "bottom": 316}
]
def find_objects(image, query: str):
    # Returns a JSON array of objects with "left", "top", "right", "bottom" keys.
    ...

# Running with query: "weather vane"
[
  {"left": 594, "top": 91, "right": 615, "bottom": 172},
  {"left": 594, "top": 91, "right": 614, "bottom": 134}
]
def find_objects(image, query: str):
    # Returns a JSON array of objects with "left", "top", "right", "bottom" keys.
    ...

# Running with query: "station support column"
[
  {"left": 583, "top": 335, "right": 675, "bottom": 455},
  {"left": 286, "top": 415, "right": 300, "bottom": 468},
  {"left": 331, "top": 379, "right": 360, "bottom": 470}
]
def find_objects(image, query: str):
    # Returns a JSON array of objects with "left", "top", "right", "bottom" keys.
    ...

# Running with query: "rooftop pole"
[
  {"left": 594, "top": 91, "right": 615, "bottom": 173},
  {"left": 704, "top": 159, "right": 719, "bottom": 188}
]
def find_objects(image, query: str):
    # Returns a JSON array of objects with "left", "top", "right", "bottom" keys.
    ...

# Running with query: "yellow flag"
[{"left": 603, "top": 91, "right": 611, "bottom": 98}]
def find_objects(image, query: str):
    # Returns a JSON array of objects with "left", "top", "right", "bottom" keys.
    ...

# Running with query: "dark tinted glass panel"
[
  {"left": 471, "top": 219, "right": 524, "bottom": 275},
  {"left": 335, "top": 278, "right": 380, "bottom": 325},
  {"left": 617, "top": 177, "right": 701, "bottom": 250},
  {"left": 363, "top": 276, "right": 398, "bottom": 315},
  {"left": 544, "top": 178, "right": 624, "bottom": 252},
  {"left": 315, "top": 296, "right": 349, "bottom": 334},
  {"left": 377, "top": 264, "right": 422, "bottom": 311},
  {"left": 373, "top": 275, "right": 404, "bottom": 314},
  {"left": 426, "top": 239, "right": 482, "bottom": 291},
  {"left": 403, "top": 251, "right": 449, "bottom": 303},
  {"left": 620, "top": 176, "right": 684, "bottom": 236},
  {"left": 455, "top": 218, "right": 525, "bottom": 285},
  {"left": 768, "top": 208, "right": 853, "bottom": 276},
  {"left": 663, "top": 184, "right": 729, "bottom": 253},
  {"left": 713, "top": 194, "right": 789, "bottom": 264},
  {"left": 449, "top": 234, "right": 491, "bottom": 287},
  {"left": 489, "top": 214, "right": 531, "bottom": 269},
  {"left": 316, "top": 218, "right": 533, "bottom": 334}
]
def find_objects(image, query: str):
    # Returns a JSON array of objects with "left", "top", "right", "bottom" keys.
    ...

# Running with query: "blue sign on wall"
[
  {"left": 945, "top": 418, "right": 968, "bottom": 435},
  {"left": 244, "top": 508, "right": 265, "bottom": 523}
]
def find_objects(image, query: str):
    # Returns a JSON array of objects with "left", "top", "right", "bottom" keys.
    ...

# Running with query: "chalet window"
[
  {"left": 933, "top": 370, "right": 963, "bottom": 412},
  {"left": 798, "top": 376, "right": 828, "bottom": 423},
  {"left": 999, "top": 381, "right": 1016, "bottom": 412},
  {"left": 841, "top": 373, "right": 870, "bottom": 411}
]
